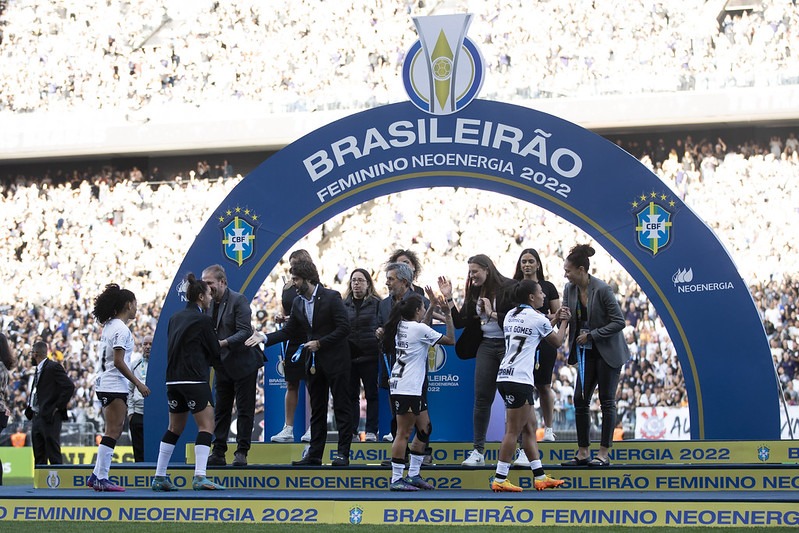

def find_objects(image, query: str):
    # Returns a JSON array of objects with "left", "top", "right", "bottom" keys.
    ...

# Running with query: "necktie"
[{"left": 30, "top": 365, "right": 39, "bottom": 410}]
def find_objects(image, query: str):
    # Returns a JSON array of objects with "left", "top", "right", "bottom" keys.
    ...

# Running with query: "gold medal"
[
  {"left": 535, "top": 363, "right": 540, "bottom": 370},
  {"left": 310, "top": 366, "right": 316, "bottom": 375}
]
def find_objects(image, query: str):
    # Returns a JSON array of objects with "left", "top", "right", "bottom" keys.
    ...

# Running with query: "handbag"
[{"left": 455, "top": 323, "right": 483, "bottom": 360}]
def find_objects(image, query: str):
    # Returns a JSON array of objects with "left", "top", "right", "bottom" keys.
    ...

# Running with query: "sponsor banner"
[
  {"left": 36, "top": 465, "right": 799, "bottom": 491},
  {"left": 1, "top": 499, "right": 798, "bottom": 526},
  {"left": 0, "top": 447, "right": 33, "bottom": 485},
  {"left": 185, "top": 439, "right": 799, "bottom": 466},
  {"left": 635, "top": 406, "right": 799, "bottom": 441}
]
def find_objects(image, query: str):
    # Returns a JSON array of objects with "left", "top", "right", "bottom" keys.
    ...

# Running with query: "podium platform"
[{"left": 2, "top": 440, "right": 797, "bottom": 527}]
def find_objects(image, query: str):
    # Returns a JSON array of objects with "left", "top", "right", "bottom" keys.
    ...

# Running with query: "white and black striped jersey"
[
  {"left": 389, "top": 320, "right": 442, "bottom": 396},
  {"left": 498, "top": 306, "right": 553, "bottom": 386},
  {"left": 96, "top": 318, "right": 135, "bottom": 393}
]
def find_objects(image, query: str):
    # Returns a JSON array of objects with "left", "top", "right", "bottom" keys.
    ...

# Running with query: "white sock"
[
  {"left": 391, "top": 461, "right": 405, "bottom": 483},
  {"left": 408, "top": 453, "right": 424, "bottom": 477},
  {"left": 94, "top": 443, "right": 114, "bottom": 479},
  {"left": 495, "top": 460, "right": 511, "bottom": 480},
  {"left": 194, "top": 444, "right": 211, "bottom": 477},
  {"left": 155, "top": 441, "right": 175, "bottom": 477},
  {"left": 530, "top": 459, "right": 543, "bottom": 471}
]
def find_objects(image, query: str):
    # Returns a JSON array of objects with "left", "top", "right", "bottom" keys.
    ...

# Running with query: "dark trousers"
[
  {"left": 349, "top": 358, "right": 379, "bottom": 434},
  {"left": 212, "top": 368, "right": 258, "bottom": 455},
  {"left": 574, "top": 348, "right": 621, "bottom": 449},
  {"left": 31, "top": 415, "right": 64, "bottom": 465},
  {"left": 129, "top": 413, "right": 144, "bottom": 462},
  {"left": 307, "top": 366, "right": 352, "bottom": 461}
]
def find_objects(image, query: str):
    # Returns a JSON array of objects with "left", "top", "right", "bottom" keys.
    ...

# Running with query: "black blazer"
[
  {"left": 209, "top": 287, "right": 262, "bottom": 380},
  {"left": 34, "top": 359, "right": 74, "bottom": 422},
  {"left": 265, "top": 285, "right": 351, "bottom": 375}
]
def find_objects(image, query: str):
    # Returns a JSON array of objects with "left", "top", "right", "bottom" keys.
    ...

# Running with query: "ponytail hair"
[
  {"left": 566, "top": 244, "right": 595, "bottom": 272},
  {"left": 510, "top": 279, "right": 540, "bottom": 316},
  {"left": 382, "top": 294, "right": 424, "bottom": 357},
  {"left": 92, "top": 283, "right": 136, "bottom": 324},
  {"left": 184, "top": 272, "right": 209, "bottom": 303}
]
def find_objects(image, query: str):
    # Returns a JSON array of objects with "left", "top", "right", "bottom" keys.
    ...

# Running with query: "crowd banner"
[{"left": 145, "top": 14, "right": 779, "bottom": 460}]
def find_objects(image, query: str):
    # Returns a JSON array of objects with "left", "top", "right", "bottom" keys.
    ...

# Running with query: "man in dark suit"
[
  {"left": 26, "top": 340, "right": 74, "bottom": 465},
  {"left": 202, "top": 264, "right": 262, "bottom": 467},
  {"left": 247, "top": 260, "right": 353, "bottom": 466}
]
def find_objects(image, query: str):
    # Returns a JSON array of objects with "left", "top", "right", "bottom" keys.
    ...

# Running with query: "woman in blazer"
[{"left": 560, "top": 244, "right": 630, "bottom": 467}]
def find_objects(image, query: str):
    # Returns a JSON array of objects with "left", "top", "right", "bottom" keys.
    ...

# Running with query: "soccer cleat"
[
  {"left": 151, "top": 476, "right": 178, "bottom": 492},
  {"left": 271, "top": 425, "right": 294, "bottom": 443},
  {"left": 192, "top": 476, "right": 226, "bottom": 490},
  {"left": 461, "top": 449, "right": 485, "bottom": 467},
  {"left": 405, "top": 475, "right": 434, "bottom": 490},
  {"left": 301, "top": 427, "right": 311, "bottom": 442},
  {"left": 86, "top": 473, "right": 97, "bottom": 488},
  {"left": 364, "top": 432, "right": 378, "bottom": 442},
  {"left": 93, "top": 478, "right": 125, "bottom": 492},
  {"left": 382, "top": 433, "right": 394, "bottom": 442},
  {"left": 389, "top": 478, "right": 420, "bottom": 491},
  {"left": 491, "top": 477, "right": 523, "bottom": 492},
  {"left": 534, "top": 474, "right": 565, "bottom": 491},
  {"left": 542, "top": 427, "right": 556, "bottom": 442},
  {"left": 513, "top": 449, "right": 531, "bottom": 467}
]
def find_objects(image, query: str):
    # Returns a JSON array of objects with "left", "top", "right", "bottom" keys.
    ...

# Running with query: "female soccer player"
[
  {"left": 383, "top": 293, "right": 453, "bottom": 491},
  {"left": 491, "top": 279, "right": 569, "bottom": 492}
]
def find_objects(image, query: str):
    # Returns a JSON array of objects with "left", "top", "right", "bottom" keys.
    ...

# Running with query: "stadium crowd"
[
  {"left": 1, "top": 130, "right": 797, "bottom": 442},
  {"left": 0, "top": 0, "right": 797, "bottom": 114}
]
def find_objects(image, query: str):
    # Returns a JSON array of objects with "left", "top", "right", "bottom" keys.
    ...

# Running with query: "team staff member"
[
  {"left": 247, "top": 260, "right": 353, "bottom": 466},
  {"left": 203, "top": 264, "right": 261, "bottom": 467},
  {"left": 0, "top": 333, "right": 16, "bottom": 439},
  {"left": 438, "top": 254, "right": 515, "bottom": 467},
  {"left": 270, "top": 249, "right": 314, "bottom": 444},
  {"left": 512, "top": 248, "right": 561, "bottom": 466},
  {"left": 26, "top": 340, "right": 74, "bottom": 465},
  {"left": 383, "top": 294, "right": 454, "bottom": 491},
  {"left": 89, "top": 283, "right": 150, "bottom": 492},
  {"left": 343, "top": 268, "right": 381, "bottom": 442},
  {"left": 151, "top": 274, "right": 224, "bottom": 491},
  {"left": 127, "top": 335, "right": 151, "bottom": 462},
  {"left": 491, "top": 280, "right": 568, "bottom": 492},
  {"left": 560, "top": 244, "right": 630, "bottom": 467}
]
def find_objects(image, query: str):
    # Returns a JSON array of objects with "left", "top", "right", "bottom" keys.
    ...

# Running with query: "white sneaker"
[
  {"left": 461, "top": 449, "right": 485, "bottom": 467},
  {"left": 513, "top": 449, "right": 531, "bottom": 467},
  {"left": 382, "top": 433, "right": 394, "bottom": 442},
  {"left": 542, "top": 427, "right": 556, "bottom": 442},
  {"left": 364, "top": 432, "right": 378, "bottom": 442},
  {"left": 301, "top": 427, "right": 311, "bottom": 442},
  {"left": 271, "top": 425, "right": 294, "bottom": 443}
]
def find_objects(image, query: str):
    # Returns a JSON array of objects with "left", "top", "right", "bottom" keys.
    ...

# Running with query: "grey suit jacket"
[
  {"left": 562, "top": 275, "right": 630, "bottom": 369},
  {"left": 210, "top": 287, "right": 260, "bottom": 380}
]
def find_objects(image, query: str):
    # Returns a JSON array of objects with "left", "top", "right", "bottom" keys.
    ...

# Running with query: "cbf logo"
[
  {"left": 349, "top": 505, "right": 364, "bottom": 525},
  {"left": 757, "top": 445, "right": 770, "bottom": 462},
  {"left": 217, "top": 206, "right": 260, "bottom": 267},
  {"left": 630, "top": 191, "right": 678, "bottom": 256},
  {"left": 403, "top": 14, "right": 484, "bottom": 115}
]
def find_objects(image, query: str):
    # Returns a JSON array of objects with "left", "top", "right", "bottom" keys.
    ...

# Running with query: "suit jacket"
[
  {"left": 265, "top": 285, "right": 351, "bottom": 375},
  {"left": 34, "top": 359, "right": 75, "bottom": 423},
  {"left": 562, "top": 275, "right": 630, "bottom": 369},
  {"left": 209, "top": 287, "right": 261, "bottom": 380}
]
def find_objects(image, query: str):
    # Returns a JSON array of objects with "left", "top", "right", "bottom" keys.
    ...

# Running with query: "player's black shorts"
[
  {"left": 532, "top": 342, "right": 557, "bottom": 387},
  {"left": 166, "top": 382, "right": 214, "bottom": 414},
  {"left": 96, "top": 391, "right": 128, "bottom": 407},
  {"left": 390, "top": 394, "right": 427, "bottom": 416},
  {"left": 497, "top": 382, "right": 534, "bottom": 409}
]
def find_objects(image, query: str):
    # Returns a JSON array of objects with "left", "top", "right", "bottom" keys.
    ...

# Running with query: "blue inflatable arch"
[{"left": 145, "top": 100, "right": 780, "bottom": 460}]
